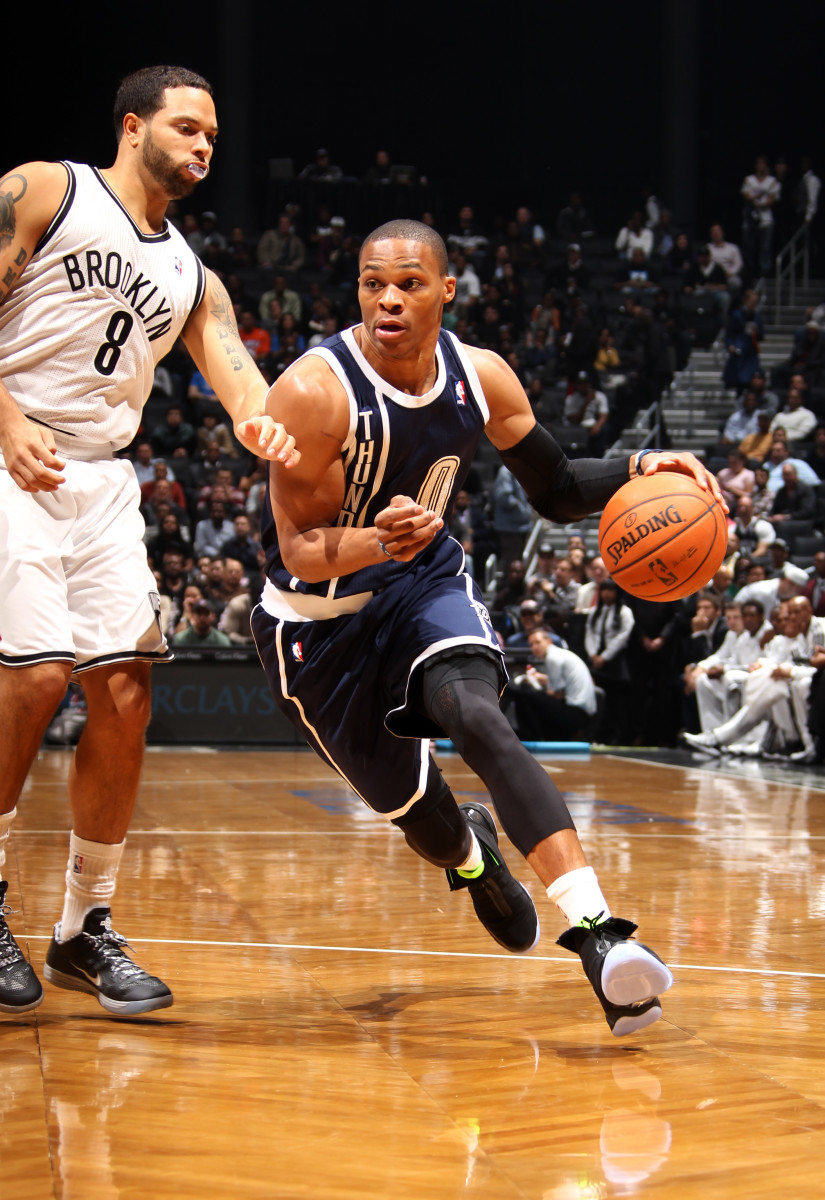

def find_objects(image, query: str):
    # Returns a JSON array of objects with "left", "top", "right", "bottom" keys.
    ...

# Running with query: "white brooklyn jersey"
[{"left": 0, "top": 162, "right": 206, "bottom": 453}]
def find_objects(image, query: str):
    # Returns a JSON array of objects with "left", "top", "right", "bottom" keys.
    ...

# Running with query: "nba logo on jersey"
[
  {"left": 174, "top": 257, "right": 183, "bottom": 276},
  {"left": 292, "top": 642, "right": 304, "bottom": 663},
  {"left": 471, "top": 598, "right": 492, "bottom": 626},
  {"left": 73, "top": 854, "right": 84, "bottom": 874},
  {"left": 455, "top": 381, "right": 466, "bottom": 406}
]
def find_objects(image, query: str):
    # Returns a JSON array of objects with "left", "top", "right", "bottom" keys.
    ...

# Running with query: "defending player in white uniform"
[
  {"left": 0, "top": 161, "right": 208, "bottom": 672},
  {"left": 0, "top": 66, "right": 298, "bottom": 1015}
]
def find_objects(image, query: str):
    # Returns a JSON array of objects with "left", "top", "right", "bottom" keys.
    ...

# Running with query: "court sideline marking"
[{"left": 19, "top": 933, "right": 825, "bottom": 981}]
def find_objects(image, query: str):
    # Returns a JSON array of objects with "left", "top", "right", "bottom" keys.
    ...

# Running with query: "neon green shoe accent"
[
  {"left": 576, "top": 910, "right": 609, "bottom": 929},
  {"left": 456, "top": 860, "right": 486, "bottom": 880}
]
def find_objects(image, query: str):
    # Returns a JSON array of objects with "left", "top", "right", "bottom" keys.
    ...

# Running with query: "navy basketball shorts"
[{"left": 251, "top": 547, "right": 503, "bottom": 820}]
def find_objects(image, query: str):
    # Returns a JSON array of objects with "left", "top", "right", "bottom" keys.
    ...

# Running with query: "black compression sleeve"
[{"left": 498, "top": 422, "right": 631, "bottom": 522}]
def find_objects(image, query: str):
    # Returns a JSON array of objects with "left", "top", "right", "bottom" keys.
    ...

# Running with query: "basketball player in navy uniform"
[
  {"left": 0, "top": 67, "right": 297, "bottom": 1015},
  {"left": 253, "top": 219, "right": 724, "bottom": 1036}
]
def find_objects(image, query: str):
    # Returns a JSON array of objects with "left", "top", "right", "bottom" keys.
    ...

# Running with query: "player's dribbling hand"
[
  {"left": 374, "top": 495, "right": 443, "bottom": 562},
  {"left": 235, "top": 414, "right": 300, "bottom": 467},
  {"left": 1, "top": 418, "right": 66, "bottom": 492},
  {"left": 641, "top": 451, "right": 728, "bottom": 513}
]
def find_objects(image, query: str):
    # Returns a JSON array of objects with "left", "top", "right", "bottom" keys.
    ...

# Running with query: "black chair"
[
  {"left": 677, "top": 293, "right": 723, "bottom": 349},
  {"left": 791, "top": 535, "right": 825, "bottom": 569},
  {"left": 777, "top": 519, "right": 815, "bottom": 550}
]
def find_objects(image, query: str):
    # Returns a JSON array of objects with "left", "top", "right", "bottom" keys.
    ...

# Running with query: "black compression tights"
[
  {"left": 392, "top": 770, "right": 472, "bottom": 868},
  {"left": 418, "top": 654, "right": 575, "bottom": 857}
]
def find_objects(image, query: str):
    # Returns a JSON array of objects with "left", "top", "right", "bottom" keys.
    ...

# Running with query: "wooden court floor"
[{"left": 3, "top": 746, "right": 825, "bottom": 1199}]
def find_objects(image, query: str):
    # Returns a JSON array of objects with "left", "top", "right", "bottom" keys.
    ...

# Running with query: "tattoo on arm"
[
  {"left": 208, "top": 276, "right": 255, "bottom": 373},
  {"left": 0, "top": 248, "right": 28, "bottom": 303},
  {"left": 0, "top": 174, "right": 28, "bottom": 251}
]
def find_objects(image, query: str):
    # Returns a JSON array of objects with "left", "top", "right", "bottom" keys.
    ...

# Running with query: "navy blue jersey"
[{"left": 261, "top": 326, "right": 489, "bottom": 600}]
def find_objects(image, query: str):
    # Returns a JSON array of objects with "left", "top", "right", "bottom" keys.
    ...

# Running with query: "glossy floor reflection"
[{"left": 2, "top": 747, "right": 825, "bottom": 1198}]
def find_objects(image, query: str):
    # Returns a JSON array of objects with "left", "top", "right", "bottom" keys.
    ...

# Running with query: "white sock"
[
  {"left": 456, "top": 831, "right": 483, "bottom": 876},
  {"left": 546, "top": 866, "right": 611, "bottom": 928},
  {"left": 0, "top": 808, "right": 16, "bottom": 880},
  {"left": 58, "top": 833, "right": 125, "bottom": 941}
]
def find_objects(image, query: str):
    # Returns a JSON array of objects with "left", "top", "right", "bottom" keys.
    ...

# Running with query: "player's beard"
[{"left": 142, "top": 128, "right": 197, "bottom": 199}]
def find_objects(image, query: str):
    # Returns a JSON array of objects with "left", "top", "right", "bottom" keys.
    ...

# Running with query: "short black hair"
[
  {"left": 361, "top": 219, "right": 449, "bottom": 275},
  {"left": 697, "top": 588, "right": 721, "bottom": 610},
  {"left": 113, "top": 65, "right": 213, "bottom": 141}
]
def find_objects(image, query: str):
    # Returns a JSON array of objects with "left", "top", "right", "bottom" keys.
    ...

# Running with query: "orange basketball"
[{"left": 598, "top": 472, "right": 728, "bottom": 601}]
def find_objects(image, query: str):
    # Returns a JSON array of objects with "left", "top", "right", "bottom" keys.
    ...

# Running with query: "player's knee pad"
[
  {"left": 392, "top": 765, "right": 471, "bottom": 869},
  {"left": 419, "top": 649, "right": 575, "bottom": 857},
  {"left": 420, "top": 650, "right": 511, "bottom": 761}
]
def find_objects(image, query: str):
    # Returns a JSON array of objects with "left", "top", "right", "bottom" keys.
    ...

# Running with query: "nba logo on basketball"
[
  {"left": 455, "top": 381, "right": 466, "bottom": 406},
  {"left": 73, "top": 854, "right": 84, "bottom": 874},
  {"left": 598, "top": 474, "right": 727, "bottom": 601}
]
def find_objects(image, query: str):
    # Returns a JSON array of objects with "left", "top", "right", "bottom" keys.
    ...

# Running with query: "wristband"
[
  {"left": 377, "top": 539, "right": 393, "bottom": 559},
  {"left": 635, "top": 448, "right": 661, "bottom": 477}
]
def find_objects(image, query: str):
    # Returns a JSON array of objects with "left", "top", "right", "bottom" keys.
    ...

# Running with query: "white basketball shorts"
[{"left": 0, "top": 456, "right": 170, "bottom": 672}]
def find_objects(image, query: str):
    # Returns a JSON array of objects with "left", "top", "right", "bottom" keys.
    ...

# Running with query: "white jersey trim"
[
  {"left": 341, "top": 325, "right": 447, "bottom": 409},
  {"left": 91, "top": 167, "right": 172, "bottom": 243},
  {"left": 385, "top": 567, "right": 504, "bottom": 736},
  {"left": 303, "top": 346, "right": 359, "bottom": 462},
  {"left": 261, "top": 577, "right": 374, "bottom": 622},
  {"left": 380, "top": 743, "right": 431, "bottom": 820},
  {"left": 385, "top": 635, "right": 505, "bottom": 740},
  {"left": 357, "top": 389, "right": 391, "bottom": 528},
  {"left": 266, "top": 613, "right": 430, "bottom": 814},
  {"left": 325, "top": 386, "right": 392, "bottom": 601}
]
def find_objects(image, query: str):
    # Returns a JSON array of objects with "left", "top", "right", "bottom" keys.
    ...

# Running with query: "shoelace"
[
  {"left": 83, "top": 928, "right": 146, "bottom": 981},
  {"left": 581, "top": 911, "right": 607, "bottom": 931},
  {"left": 0, "top": 904, "right": 24, "bottom": 967}
]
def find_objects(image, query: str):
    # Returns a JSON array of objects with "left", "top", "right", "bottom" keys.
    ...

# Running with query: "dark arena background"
[{"left": 4, "top": 4, "right": 825, "bottom": 1198}]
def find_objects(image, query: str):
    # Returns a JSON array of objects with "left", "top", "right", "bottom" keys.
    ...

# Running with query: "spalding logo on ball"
[{"left": 598, "top": 472, "right": 727, "bottom": 601}]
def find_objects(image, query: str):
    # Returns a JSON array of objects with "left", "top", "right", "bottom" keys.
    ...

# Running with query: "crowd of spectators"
[
  {"left": 144, "top": 150, "right": 822, "bottom": 465},
  {"left": 497, "top": 522, "right": 825, "bottom": 762},
  {"left": 46, "top": 151, "right": 825, "bottom": 758},
  {"left": 122, "top": 419, "right": 266, "bottom": 653}
]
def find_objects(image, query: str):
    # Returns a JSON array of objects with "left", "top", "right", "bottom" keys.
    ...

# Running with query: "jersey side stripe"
[
  {"left": 270, "top": 615, "right": 429, "bottom": 815},
  {"left": 33, "top": 162, "right": 76, "bottom": 257},
  {"left": 326, "top": 388, "right": 392, "bottom": 601},
  {"left": 381, "top": 742, "right": 431, "bottom": 821},
  {"left": 356, "top": 389, "right": 391, "bottom": 529},
  {"left": 304, "top": 346, "right": 359, "bottom": 464},
  {"left": 188, "top": 257, "right": 206, "bottom": 321}
]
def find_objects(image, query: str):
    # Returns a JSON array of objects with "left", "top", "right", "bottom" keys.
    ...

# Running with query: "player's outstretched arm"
[
  {"left": 0, "top": 162, "right": 70, "bottom": 491},
  {"left": 266, "top": 357, "right": 441, "bottom": 582},
  {"left": 472, "top": 347, "right": 630, "bottom": 520},
  {"left": 470, "top": 346, "right": 726, "bottom": 519},
  {"left": 182, "top": 270, "right": 299, "bottom": 466}
]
